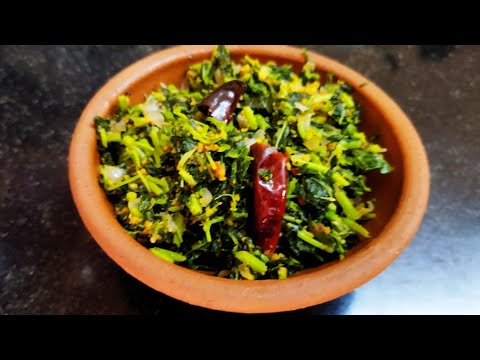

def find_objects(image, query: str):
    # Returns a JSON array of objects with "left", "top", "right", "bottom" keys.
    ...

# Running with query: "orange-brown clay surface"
[{"left": 68, "top": 45, "right": 430, "bottom": 313}]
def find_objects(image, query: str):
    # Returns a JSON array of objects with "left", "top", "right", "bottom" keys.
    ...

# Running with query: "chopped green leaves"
[
  {"left": 95, "top": 45, "right": 393, "bottom": 280},
  {"left": 150, "top": 247, "right": 187, "bottom": 263}
]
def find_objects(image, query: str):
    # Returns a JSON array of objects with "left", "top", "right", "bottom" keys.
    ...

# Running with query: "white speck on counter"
[{"left": 81, "top": 265, "right": 94, "bottom": 284}]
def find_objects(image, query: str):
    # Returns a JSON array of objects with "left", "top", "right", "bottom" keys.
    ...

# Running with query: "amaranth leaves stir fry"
[{"left": 95, "top": 45, "right": 393, "bottom": 280}]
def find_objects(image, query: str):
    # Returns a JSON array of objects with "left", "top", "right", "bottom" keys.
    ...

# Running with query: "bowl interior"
[{"left": 100, "top": 48, "right": 403, "bottom": 254}]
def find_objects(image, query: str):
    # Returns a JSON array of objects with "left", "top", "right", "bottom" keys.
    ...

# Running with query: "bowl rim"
[{"left": 68, "top": 45, "right": 430, "bottom": 313}]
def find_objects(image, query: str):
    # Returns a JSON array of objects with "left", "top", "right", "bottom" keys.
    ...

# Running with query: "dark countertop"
[{"left": 1, "top": 45, "right": 479, "bottom": 315}]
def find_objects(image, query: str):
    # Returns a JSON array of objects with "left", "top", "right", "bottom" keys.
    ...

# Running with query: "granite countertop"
[{"left": 1, "top": 45, "right": 478, "bottom": 315}]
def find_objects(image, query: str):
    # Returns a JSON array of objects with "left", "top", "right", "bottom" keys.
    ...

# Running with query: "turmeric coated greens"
[{"left": 95, "top": 45, "right": 393, "bottom": 280}]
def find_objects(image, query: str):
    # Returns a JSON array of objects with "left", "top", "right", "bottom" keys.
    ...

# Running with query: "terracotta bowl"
[{"left": 68, "top": 45, "right": 430, "bottom": 313}]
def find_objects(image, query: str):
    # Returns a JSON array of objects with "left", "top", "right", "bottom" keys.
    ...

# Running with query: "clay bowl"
[{"left": 68, "top": 45, "right": 430, "bottom": 313}]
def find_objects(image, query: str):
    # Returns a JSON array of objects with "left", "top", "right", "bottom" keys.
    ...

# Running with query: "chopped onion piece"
[
  {"left": 243, "top": 138, "right": 257, "bottom": 148},
  {"left": 104, "top": 166, "right": 126, "bottom": 184},
  {"left": 110, "top": 120, "right": 127, "bottom": 133},
  {"left": 199, "top": 188, "right": 213, "bottom": 207},
  {"left": 143, "top": 95, "right": 165, "bottom": 128},
  {"left": 160, "top": 212, "right": 178, "bottom": 233},
  {"left": 254, "top": 129, "right": 265, "bottom": 140},
  {"left": 294, "top": 101, "right": 308, "bottom": 112}
]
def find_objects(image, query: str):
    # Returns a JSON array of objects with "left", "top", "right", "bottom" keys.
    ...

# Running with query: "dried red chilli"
[
  {"left": 250, "top": 143, "right": 288, "bottom": 257},
  {"left": 197, "top": 80, "right": 247, "bottom": 122}
]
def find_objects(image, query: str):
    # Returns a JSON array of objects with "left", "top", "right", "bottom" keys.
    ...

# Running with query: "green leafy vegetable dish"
[{"left": 95, "top": 45, "right": 393, "bottom": 280}]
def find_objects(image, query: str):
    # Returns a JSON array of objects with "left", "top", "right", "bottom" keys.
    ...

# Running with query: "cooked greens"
[{"left": 94, "top": 45, "right": 393, "bottom": 280}]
